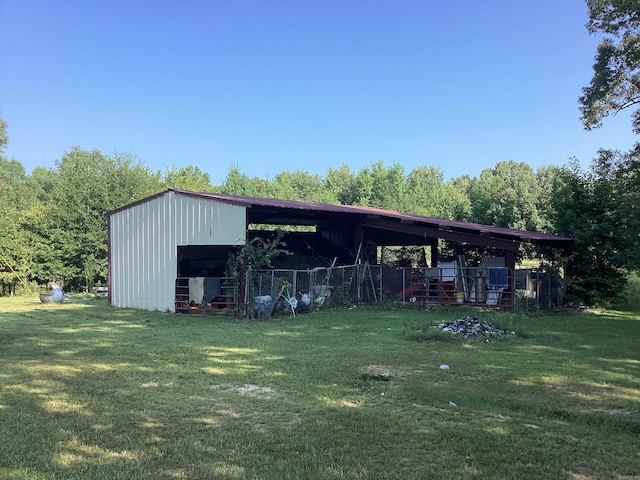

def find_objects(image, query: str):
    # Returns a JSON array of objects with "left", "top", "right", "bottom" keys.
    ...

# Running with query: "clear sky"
[{"left": 1, "top": 0, "right": 636, "bottom": 184}]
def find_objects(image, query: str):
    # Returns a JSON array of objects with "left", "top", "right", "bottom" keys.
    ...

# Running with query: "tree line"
[{"left": 0, "top": 117, "right": 638, "bottom": 305}]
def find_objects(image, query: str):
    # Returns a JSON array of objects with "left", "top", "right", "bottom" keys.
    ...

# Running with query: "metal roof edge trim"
[
  {"left": 112, "top": 189, "right": 573, "bottom": 244},
  {"left": 171, "top": 188, "right": 252, "bottom": 208},
  {"left": 104, "top": 189, "right": 171, "bottom": 218}
]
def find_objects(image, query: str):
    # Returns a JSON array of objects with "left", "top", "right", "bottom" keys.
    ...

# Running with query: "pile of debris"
[{"left": 434, "top": 316, "right": 508, "bottom": 338}]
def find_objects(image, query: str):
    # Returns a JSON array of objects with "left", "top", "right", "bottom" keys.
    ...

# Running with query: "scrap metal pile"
[{"left": 434, "top": 316, "right": 509, "bottom": 338}]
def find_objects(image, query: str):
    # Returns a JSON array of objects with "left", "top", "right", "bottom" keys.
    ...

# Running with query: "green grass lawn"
[{"left": 0, "top": 295, "right": 639, "bottom": 480}]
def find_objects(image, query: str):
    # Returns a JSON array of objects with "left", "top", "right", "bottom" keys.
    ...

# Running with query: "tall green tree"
[
  {"left": 580, "top": 0, "right": 640, "bottom": 132},
  {"left": 552, "top": 154, "right": 634, "bottom": 305},
  {"left": 0, "top": 120, "right": 39, "bottom": 294},
  {"left": 271, "top": 170, "right": 337, "bottom": 203},
  {"left": 162, "top": 165, "right": 212, "bottom": 192},
  {"left": 369, "top": 161, "right": 406, "bottom": 211},
  {"left": 403, "top": 165, "right": 467, "bottom": 219},
  {"left": 534, "top": 165, "right": 563, "bottom": 233},
  {"left": 616, "top": 143, "right": 640, "bottom": 270},
  {"left": 351, "top": 166, "right": 375, "bottom": 207},
  {"left": 469, "top": 161, "right": 543, "bottom": 231},
  {"left": 324, "top": 165, "right": 357, "bottom": 205},
  {"left": 447, "top": 175, "right": 473, "bottom": 221},
  {"left": 588, "top": 144, "right": 640, "bottom": 272},
  {"left": 220, "top": 164, "right": 271, "bottom": 197},
  {"left": 0, "top": 157, "right": 34, "bottom": 293},
  {"left": 350, "top": 161, "right": 406, "bottom": 210},
  {"left": 45, "top": 148, "right": 160, "bottom": 289}
]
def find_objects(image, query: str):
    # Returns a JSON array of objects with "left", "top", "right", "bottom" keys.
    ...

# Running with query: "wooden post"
[
  {"left": 354, "top": 223, "right": 364, "bottom": 263},
  {"left": 505, "top": 249, "right": 517, "bottom": 309},
  {"left": 429, "top": 238, "right": 438, "bottom": 268}
]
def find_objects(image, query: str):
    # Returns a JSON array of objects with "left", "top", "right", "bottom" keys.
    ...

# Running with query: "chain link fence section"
[
  {"left": 244, "top": 265, "right": 563, "bottom": 318},
  {"left": 245, "top": 265, "right": 386, "bottom": 317},
  {"left": 246, "top": 269, "right": 305, "bottom": 319}
]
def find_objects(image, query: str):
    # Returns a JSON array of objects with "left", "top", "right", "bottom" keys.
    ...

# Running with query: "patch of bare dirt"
[
  {"left": 210, "top": 383, "right": 274, "bottom": 397},
  {"left": 237, "top": 384, "right": 273, "bottom": 396},
  {"left": 361, "top": 365, "right": 413, "bottom": 381}
]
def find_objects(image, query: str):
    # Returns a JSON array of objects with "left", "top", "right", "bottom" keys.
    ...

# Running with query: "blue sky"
[{"left": 0, "top": 0, "right": 636, "bottom": 184}]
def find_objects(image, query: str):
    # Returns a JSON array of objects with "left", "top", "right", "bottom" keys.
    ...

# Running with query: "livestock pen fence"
[
  {"left": 514, "top": 268, "right": 566, "bottom": 310},
  {"left": 244, "top": 265, "right": 565, "bottom": 318}
]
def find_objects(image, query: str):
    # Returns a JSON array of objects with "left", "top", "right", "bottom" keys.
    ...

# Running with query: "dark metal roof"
[{"left": 168, "top": 189, "right": 572, "bottom": 248}]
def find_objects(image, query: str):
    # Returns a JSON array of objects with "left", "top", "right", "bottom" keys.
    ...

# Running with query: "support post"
[
  {"left": 354, "top": 223, "right": 364, "bottom": 263},
  {"left": 429, "top": 238, "right": 438, "bottom": 268},
  {"left": 505, "top": 249, "right": 517, "bottom": 310}
]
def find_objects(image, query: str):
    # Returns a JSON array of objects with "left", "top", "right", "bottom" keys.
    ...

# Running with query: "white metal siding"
[
  {"left": 109, "top": 191, "right": 246, "bottom": 311},
  {"left": 173, "top": 194, "right": 247, "bottom": 246}
]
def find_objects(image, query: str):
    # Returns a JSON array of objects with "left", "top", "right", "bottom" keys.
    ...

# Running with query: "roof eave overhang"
[
  {"left": 116, "top": 189, "right": 573, "bottom": 249},
  {"left": 362, "top": 218, "right": 520, "bottom": 251}
]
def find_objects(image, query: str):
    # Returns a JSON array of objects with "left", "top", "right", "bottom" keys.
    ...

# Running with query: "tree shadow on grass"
[{"left": 0, "top": 301, "right": 278, "bottom": 479}]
